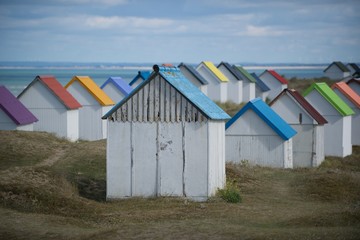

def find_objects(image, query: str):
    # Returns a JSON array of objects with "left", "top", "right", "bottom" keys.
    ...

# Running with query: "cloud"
[{"left": 85, "top": 16, "right": 174, "bottom": 29}]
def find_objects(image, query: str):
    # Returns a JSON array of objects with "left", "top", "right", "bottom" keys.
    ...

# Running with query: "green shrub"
[{"left": 217, "top": 181, "right": 242, "bottom": 203}]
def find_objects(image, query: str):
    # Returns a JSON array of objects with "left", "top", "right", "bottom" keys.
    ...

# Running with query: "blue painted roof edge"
[
  {"left": 101, "top": 77, "right": 133, "bottom": 95},
  {"left": 225, "top": 98, "right": 297, "bottom": 140},
  {"left": 251, "top": 73, "right": 270, "bottom": 91},
  {"left": 129, "top": 71, "right": 152, "bottom": 86}
]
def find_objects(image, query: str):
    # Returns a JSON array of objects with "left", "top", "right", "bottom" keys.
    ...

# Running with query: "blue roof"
[
  {"left": 103, "top": 66, "right": 230, "bottom": 120},
  {"left": 217, "top": 62, "right": 241, "bottom": 80},
  {"left": 129, "top": 71, "right": 152, "bottom": 86},
  {"left": 251, "top": 73, "right": 270, "bottom": 92},
  {"left": 178, "top": 62, "right": 208, "bottom": 85},
  {"left": 225, "top": 98, "right": 297, "bottom": 140},
  {"left": 101, "top": 77, "right": 133, "bottom": 95}
]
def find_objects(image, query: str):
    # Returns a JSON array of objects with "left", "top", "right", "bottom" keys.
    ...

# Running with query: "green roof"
[
  {"left": 303, "top": 82, "right": 354, "bottom": 116},
  {"left": 324, "top": 61, "right": 350, "bottom": 73},
  {"left": 233, "top": 66, "right": 257, "bottom": 83}
]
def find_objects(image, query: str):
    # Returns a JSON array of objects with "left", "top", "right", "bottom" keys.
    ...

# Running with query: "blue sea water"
[{"left": 0, "top": 67, "right": 325, "bottom": 96}]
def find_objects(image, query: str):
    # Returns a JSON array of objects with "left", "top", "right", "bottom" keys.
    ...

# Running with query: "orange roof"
[
  {"left": 332, "top": 82, "right": 360, "bottom": 108},
  {"left": 65, "top": 76, "right": 114, "bottom": 106}
]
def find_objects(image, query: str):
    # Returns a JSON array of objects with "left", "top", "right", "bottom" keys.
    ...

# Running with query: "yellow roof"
[
  {"left": 203, "top": 61, "right": 228, "bottom": 82},
  {"left": 65, "top": 76, "right": 115, "bottom": 106}
]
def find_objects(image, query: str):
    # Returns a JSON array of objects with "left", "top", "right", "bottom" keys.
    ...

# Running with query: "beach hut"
[
  {"left": 225, "top": 98, "right": 297, "bottom": 168},
  {"left": 217, "top": 62, "right": 243, "bottom": 104},
  {"left": 346, "top": 63, "right": 360, "bottom": 76},
  {"left": 100, "top": 77, "right": 132, "bottom": 103},
  {"left": 129, "top": 71, "right": 152, "bottom": 89},
  {"left": 196, "top": 61, "right": 229, "bottom": 102},
  {"left": 232, "top": 66, "right": 256, "bottom": 102},
  {"left": 18, "top": 76, "right": 81, "bottom": 141},
  {"left": 259, "top": 69, "right": 288, "bottom": 101},
  {"left": 323, "top": 61, "right": 351, "bottom": 80},
  {"left": 102, "top": 65, "right": 230, "bottom": 201},
  {"left": 178, "top": 62, "right": 208, "bottom": 95},
  {"left": 270, "top": 89, "right": 327, "bottom": 167},
  {"left": 0, "top": 85, "right": 38, "bottom": 131},
  {"left": 347, "top": 78, "right": 360, "bottom": 95},
  {"left": 303, "top": 83, "right": 354, "bottom": 157},
  {"left": 65, "top": 76, "right": 114, "bottom": 141},
  {"left": 332, "top": 82, "right": 360, "bottom": 145},
  {"left": 251, "top": 72, "right": 270, "bottom": 101}
]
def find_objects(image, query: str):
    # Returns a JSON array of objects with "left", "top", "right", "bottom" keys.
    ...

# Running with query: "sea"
[{"left": 0, "top": 65, "right": 327, "bottom": 96}]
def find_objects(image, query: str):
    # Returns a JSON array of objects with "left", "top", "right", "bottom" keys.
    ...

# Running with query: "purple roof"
[
  {"left": 101, "top": 77, "right": 133, "bottom": 95},
  {"left": 0, "top": 85, "right": 38, "bottom": 125}
]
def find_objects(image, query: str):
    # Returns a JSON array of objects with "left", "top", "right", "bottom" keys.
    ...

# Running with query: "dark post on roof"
[{"left": 153, "top": 64, "right": 160, "bottom": 72}]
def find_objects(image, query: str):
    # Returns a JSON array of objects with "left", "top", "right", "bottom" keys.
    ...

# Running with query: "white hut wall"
[
  {"left": 313, "top": 125, "right": 325, "bottom": 166},
  {"left": 225, "top": 109, "right": 289, "bottom": 168},
  {"left": 66, "top": 109, "right": 79, "bottom": 141},
  {"left": 0, "top": 110, "right": 33, "bottom": 131},
  {"left": 19, "top": 81, "right": 69, "bottom": 137},
  {"left": 196, "top": 66, "right": 222, "bottom": 102},
  {"left": 260, "top": 73, "right": 283, "bottom": 100},
  {"left": 325, "top": 65, "right": 350, "bottom": 80},
  {"left": 242, "top": 81, "right": 256, "bottom": 102},
  {"left": 106, "top": 75, "right": 221, "bottom": 199},
  {"left": 67, "top": 81, "right": 107, "bottom": 141},
  {"left": 102, "top": 84, "right": 126, "bottom": 103},
  {"left": 219, "top": 68, "right": 243, "bottom": 104}
]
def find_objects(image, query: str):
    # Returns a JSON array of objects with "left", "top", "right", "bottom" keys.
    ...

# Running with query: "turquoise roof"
[
  {"left": 226, "top": 98, "right": 297, "bottom": 140},
  {"left": 103, "top": 66, "right": 230, "bottom": 120},
  {"left": 129, "top": 71, "right": 152, "bottom": 86}
]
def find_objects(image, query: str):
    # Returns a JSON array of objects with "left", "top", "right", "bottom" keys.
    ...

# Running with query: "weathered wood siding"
[
  {"left": 107, "top": 75, "right": 225, "bottom": 200},
  {"left": 225, "top": 109, "right": 293, "bottom": 168},
  {"left": 18, "top": 81, "right": 77, "bottom": 140}
]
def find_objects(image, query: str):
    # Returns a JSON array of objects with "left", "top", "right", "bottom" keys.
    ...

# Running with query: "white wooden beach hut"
[
  {"left": 323, "top": 61, "right": 351, "bottom": 80},
  {"left": 346, "top": 63, "right": 360, "bottom": 76},
  {"left": 100, "top": 77, "right": 132, "bottom": 103},
  {"left": 0, "top": 85, "right": 38, "bottom": 131},
  {"left": 270, "top": 89, "right": 327, "bottom": 167},
  {"left": 232, "top": 66, "right": 256, "bottom": 102},
  {"left": 225, "top": 98, "right": 297, "bottom": 168},
  {"left": 251, "top": 73, "right": 270, "bottom": 101},
  {"left": 259, "top": 69, "right": 288, "bottom": 101},
  {"left": 178, "top": 62, "right": 208, "bottom": 95},
  {"left": 196, "top": 61, "right": 229, "bottom": 102},
  {"left": 332, "top": 82, "right": 360, "bottom": 145},
  {"left": 217, "top": 62, "right": 243, "bottom": 104},
  {"left": 303, "top": 83, "right": 354, "bottom": 157},
  {"left": 65, "top": 76, "right": 114, "bottom": 141},
  {"left": 102, "top": 65, "right": 230, "bottom": 201},
  {"left": 347, "top": 79, "right": 360, "bottom": 96},
  {"left": 18, "top": 76, "right": 82, "bottom": 141},
  {"left": 129, "top": 71, "right": 152, "bottom": 89}
]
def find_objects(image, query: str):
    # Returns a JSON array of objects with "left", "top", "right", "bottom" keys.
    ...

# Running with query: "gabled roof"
[
  {"left": 262, "top": 70, "right": 288, "bottom": 84},
  {"left": 65, "top": 76, "right": 114, "bottom": 106},
  {"left": 0, "top": 85, "right": 38, "bottom": 125},
  {"left": 232, "top": 65, "right": 257, "bottom": 83},
  {"left": 129, "top": 71, "right": 152, "bottom": 86},
  {"left": 251, "top": 73, "right": 270, "bottom": 92},
  {"left": 331, "top": 82, "right": 360, "bottom": 108},
  {"left": 178, "top": 62, "right": 208, "bottom": 85},
  {"left": 18, "top": 75, "right": 82, "bottom": 110},
  {"left": 217, "top": 62, "right": 241, "bottom": 81},
  {"left": 103, "top": 65, "right": 230, "bottom": 120},
  {"left": 101, "top": 77, "right": 133, "bottom": 95},
  {"left": 347, "top": 78, "right": 360, "bottom": 85},
  {"left": 269, "top": 88, "right": 327, "bottom": 124},
  {"left": 226, "top": 98, "right": 297, "bottom": 140},
  {"left": 200, "top": 61, "right": 229, "bottom": 82},
  {"left": 303, "top": 82, "right": 354, "bottom": 116},
  {"left": 323, "top": 61, "right": 350, "bottom": 73},
  {"left": 347, "top": 63, "right": 360, "bottom": 72}
]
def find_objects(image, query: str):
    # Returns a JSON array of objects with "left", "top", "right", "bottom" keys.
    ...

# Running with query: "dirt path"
[{"left": 36, "top": 147, "right": 68, "bottom": 167}]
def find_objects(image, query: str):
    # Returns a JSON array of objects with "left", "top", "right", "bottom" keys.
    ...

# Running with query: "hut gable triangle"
[
  {"left": 331, "top": 82, "right": 360, "bottom": 108},
  {"left": 232, "top": 65, "right": 257, "bottom": 83},
  {"left": 303, "top": 83, "right": 354, "bottom": 116},
  {"left": 103, "top": 66, "right": 230, "bottom": 122},
  {"left": 226, "top": 98, "right": 297, "bottom": 140},
  {"left": 202, "top": 61, "right": 229, "bottom": 82},
  {"left": 178, "top": 63, "right": 208, "bottom": 85},
  {"left": 0, "top": 85, "right": 38, "bottom": 125},
  {"left": 65, "top": 76, "right": 114, "bottom": 106},
  {"left": 101, "top": 77, "right": 133, "bottom": 96}
]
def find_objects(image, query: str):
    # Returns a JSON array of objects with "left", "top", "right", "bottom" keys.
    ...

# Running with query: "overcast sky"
[{"left": 0, "top": 0, "right": 359, "bottom": 64}]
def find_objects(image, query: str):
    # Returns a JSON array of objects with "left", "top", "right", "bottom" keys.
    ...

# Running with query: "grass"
[{"left": 0, "top": 130, "right": 359, "bottom": 239}]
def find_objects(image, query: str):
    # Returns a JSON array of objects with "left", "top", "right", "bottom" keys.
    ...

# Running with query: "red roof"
[
  {"left": 267, "top": 70, "right": 288, "bottom": 84},
  {"left": 270, "top": 88, "right": 327, "bottom": 125},
  {"left": 38, "top": 76, "right": 82, "bottom": 109},
  {"left": 332, "top": 82, "right": 360, "bottom": 108}
]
